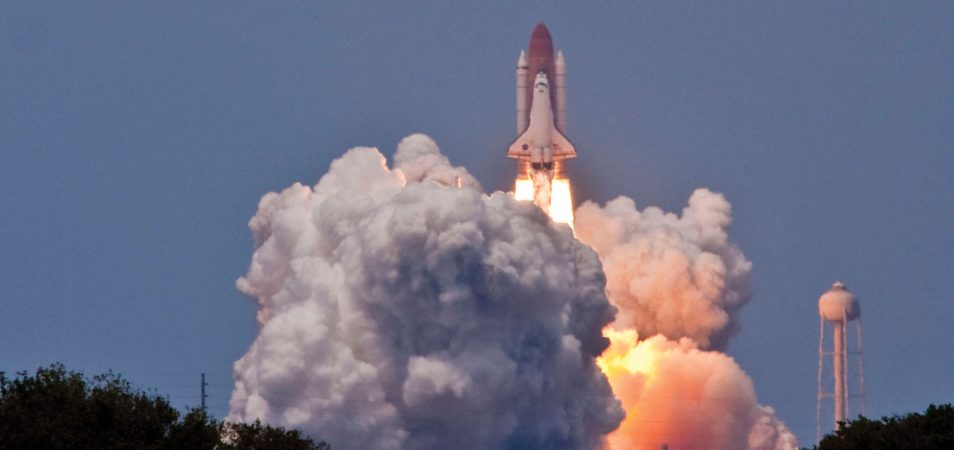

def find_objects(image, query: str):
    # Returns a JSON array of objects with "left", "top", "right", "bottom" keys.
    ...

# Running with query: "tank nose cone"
[
  {"left": 528, "top": 23, "right": 554, "bottom": 63},
  {"left": 531, "top": 23, "right": 552, "bottom": 41}
]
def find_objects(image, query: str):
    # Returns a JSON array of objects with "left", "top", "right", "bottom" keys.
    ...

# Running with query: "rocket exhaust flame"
[
  {"left": 549, "top": 178, "right": 574, "bottom": 227},
  {"left": 596, "top": 331, "right": 798, "bottom": 450},
  {"left": 513, "top": 177, "right": 534, "bottom": 202},
  {"left": 511, "top": 173, "right": 574, "bottom": 228}
]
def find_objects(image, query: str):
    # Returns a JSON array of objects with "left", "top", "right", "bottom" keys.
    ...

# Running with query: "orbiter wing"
[
  {"left": 507, "top": 128, "right": 534, "bottom": 159},
  {"left": 549, "top": 124, "right": 576, "bottom": 159},
  {"left": 507, "top": 123, "right": 576, "bottom": 159}
]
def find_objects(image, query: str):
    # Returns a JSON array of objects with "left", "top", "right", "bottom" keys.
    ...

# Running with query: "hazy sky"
[{"left": 2, "top": 2, "right": 952, "bottom": 445}]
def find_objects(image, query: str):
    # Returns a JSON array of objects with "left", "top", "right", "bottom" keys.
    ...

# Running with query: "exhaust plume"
[
  {"left": 599, "top": 331, "right": 798, "bottom": 450},
  {"left": 575, "top": 191, "right": 752, "bottom": 349},
  {"left": 576, "top": 193, "right": 797, "bottom": 449},
  {"left": 230, "top": 135, "right": 623, "bottom": 450},
  {"left": 232, "top": 133, "right": 796, "bottom": 450}
]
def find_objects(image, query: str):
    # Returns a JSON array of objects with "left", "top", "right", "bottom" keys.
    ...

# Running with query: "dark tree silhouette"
[
  {"left": 817, "top": 404, "right": 954, "bottom": 450},
  {"left": 0, "top": 364, "right": 329, "bottom": 450},
  {"left": 222, "top": 419, "right": 329, "bottom": 450}
]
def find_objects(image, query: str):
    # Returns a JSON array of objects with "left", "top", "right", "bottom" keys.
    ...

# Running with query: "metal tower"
[{"left": 816, "top": 281, "right": 867, "bottom": 442}]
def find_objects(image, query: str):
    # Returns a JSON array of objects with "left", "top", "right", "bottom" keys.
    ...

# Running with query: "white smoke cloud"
[
  {"left": 392, "top": 133, "right": 481, "bottom": 190},
  {"left": 574, "top": 191, "right": 752, "bottom": 349},
  {"left": 230, "top": 140, "right": 623, "bottom": 450}
]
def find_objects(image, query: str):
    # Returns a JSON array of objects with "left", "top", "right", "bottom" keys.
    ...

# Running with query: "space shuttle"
[{"left": 507, "top": 23, "right": 576, "bottom": 180}]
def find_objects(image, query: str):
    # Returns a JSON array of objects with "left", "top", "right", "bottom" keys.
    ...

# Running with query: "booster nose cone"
[{"left": 517, "top": 50, "right": 528, "bottom": 68}]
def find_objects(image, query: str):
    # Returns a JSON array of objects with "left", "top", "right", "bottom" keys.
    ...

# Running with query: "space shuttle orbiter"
[{"left": 507, "top": 23, "right": 576, "bottom": 181}]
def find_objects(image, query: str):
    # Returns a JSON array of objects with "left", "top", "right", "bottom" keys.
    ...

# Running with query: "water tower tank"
[{"left": 819, "top": 281, "right": 859, "bottom": 322}]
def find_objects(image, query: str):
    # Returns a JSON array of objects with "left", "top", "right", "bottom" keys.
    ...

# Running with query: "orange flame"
[
  {"left": 597, "top": 329, "right": 658, "bottom": 378},
  {"left": 598, "top": 330, "right": 664, "bottom": 450},
  {"left": 548, "top": 178, "right": 574, "bottom": 228},
  {"left": 514, "top": 177, "right": 535, "bottom": 202},
  {"left": 512, "top": 176, "right": 574, "bottom": 228}
]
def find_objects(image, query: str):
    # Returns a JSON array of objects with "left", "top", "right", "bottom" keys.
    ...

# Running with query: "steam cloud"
[
  {"left": 575, "top": 192, "right": 752, "bottom": 350},
  {"left": 231, "top": 133, "right": 797, "bottom": 450},
  {"left": 576, "top": 193, "right": 797, "bottom": 449},
  {"left": 230, "top": 135, "right": 623, "bottom": 450}
]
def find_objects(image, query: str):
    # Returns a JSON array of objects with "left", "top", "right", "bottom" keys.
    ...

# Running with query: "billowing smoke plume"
[
  {"left": 576, "top": 193, "right": 797, "bottom": 449},
  {"left": 391, "top": 134, "right": 482, "bottom": 190},
  {"left": 575, "top": 192, "right": 751, "bottom": 350},
  {"left": 230, "top": 135, "right": 623, "bottom": 450},
  {"left": 232, "top": 133, "right": 797, "bottom": 450},
  {"left": 599, "top": 331, "right": 797, "bottom": 450}
]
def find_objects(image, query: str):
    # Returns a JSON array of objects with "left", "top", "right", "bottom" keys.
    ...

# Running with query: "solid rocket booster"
[
  {"left": 508, "top": 23, "right": 576, "bottom": 180},
  {"left": 516, "top": 50, "right": 529, "bottom": 134},
  {"left": 554, "top": 50, "right": 567, "bottom": 132}
]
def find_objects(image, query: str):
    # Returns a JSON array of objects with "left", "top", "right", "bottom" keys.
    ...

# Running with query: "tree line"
[
  {"left": 814, "top": 403, "right": 954, "bottom": 450},
  {"left": 0, "top": 363, "right": 329, "bottom": 450}
]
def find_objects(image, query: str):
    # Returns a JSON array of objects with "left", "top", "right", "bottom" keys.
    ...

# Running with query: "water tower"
[{"left": 816, "top": 281, "right": 867, "bottom": 441}]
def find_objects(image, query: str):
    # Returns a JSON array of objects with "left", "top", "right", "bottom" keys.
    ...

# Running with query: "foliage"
[
  {"left": 817, "top": 404, "right": 954, "bottom": 450},
  {"left": 0, "top": 364, "right": 328, "bottom": 450},
  {"left": 222, "top": 419, "right": 329, "bottom": 450}
]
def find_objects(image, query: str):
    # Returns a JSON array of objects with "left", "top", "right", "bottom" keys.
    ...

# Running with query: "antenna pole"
[{"left": 201, "top": 373, "right": 208, "bottom": 413}]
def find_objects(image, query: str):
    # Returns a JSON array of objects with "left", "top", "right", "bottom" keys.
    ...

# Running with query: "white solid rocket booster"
[
  {"left": 554, "top": 50, "right": 567, "bottom": 133},
  {"left": 516, "top": 51, "right": 529, "bottom": 134}
]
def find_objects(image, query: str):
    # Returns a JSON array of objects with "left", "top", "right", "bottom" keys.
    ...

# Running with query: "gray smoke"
[{"left": 230, "top": 135, "right": 623, "bottom": 450}]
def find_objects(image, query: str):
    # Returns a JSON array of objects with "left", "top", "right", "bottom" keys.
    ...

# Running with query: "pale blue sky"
[{"left": 2, "top": 2, "right": 952, "bottom": 444}]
